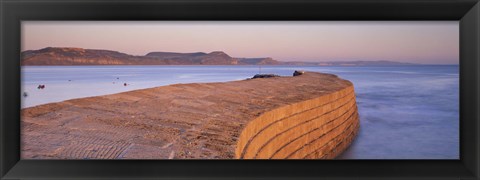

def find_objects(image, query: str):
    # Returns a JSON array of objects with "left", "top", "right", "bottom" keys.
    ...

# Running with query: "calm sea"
[{"left": 21, "top": 65, "right": 459, "bottom": 159}]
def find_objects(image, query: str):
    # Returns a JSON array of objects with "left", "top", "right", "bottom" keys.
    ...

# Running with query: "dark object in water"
[
  {"left": 124, "top": 83, "right": 127, "bottom": 86},
  {"left": 23, "top": 92, "right": 28, "bottom": 97},
  {"left": 293, "top": 70, "right": 305, "bottom": 76},
  {"left": 251, "top": 74, "right": 280, "bottom": 79},
  {"left": 37, "top": 85, "right": 45, "bottom": 89}
]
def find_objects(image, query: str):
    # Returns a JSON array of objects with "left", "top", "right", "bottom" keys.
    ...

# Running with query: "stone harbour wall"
[{"left": 236, "top": 85, "right": 359, "bottom": 159}]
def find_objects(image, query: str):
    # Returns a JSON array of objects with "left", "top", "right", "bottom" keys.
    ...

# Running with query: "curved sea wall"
[
  {"left": 22, "top": 71, "right": 359, "bottom": 159},
  {"left": 236, "top": 85, "right": 359, "bottom": 159}
]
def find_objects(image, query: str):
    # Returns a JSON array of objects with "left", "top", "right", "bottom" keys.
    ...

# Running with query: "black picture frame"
[{"left": 1, "top": 0, "right": 479, "bottom": 179}]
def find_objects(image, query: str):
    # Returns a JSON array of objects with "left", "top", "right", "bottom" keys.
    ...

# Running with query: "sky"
[{"left": 22, "top": 21, "right": 459, "bottom": 64}]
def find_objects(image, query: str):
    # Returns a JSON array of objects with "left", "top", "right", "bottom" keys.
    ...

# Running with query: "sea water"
[{"left": 21, "top": 65, "right": 459, "bottom": 159}]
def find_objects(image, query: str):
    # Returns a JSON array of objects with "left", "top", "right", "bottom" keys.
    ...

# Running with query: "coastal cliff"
[
  {"left": 21, "top": 72, "right": 359, "bottom": 159},
  {"left": 21, "top": 47, "right": 280, "bottom": 65},
  {"left": 21, "top": 47, "right": 413, "bottom": 66}
]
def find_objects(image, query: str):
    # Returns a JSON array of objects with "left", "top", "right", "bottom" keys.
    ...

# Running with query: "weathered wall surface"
[{"left": 236, "top": 85, "right": 359, "bottom": 159}]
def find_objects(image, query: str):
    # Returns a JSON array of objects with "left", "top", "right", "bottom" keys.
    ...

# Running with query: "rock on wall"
[{"left": 236, "top": 85, "right": 359, "bottom": 159}]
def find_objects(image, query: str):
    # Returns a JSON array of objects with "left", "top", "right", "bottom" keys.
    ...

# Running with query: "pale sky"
[{"left": 21, "top": 21, "right": 459, "bottom": 64}]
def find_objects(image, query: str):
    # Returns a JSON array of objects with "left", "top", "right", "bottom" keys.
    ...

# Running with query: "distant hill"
[
  {"left": 21, "top": 47, "right": 417, "bottom": 66},
  {"left": 236, "top": 57, "right": 280, "bottom": 65},
  {"left": 21, "top": 47, "right": 280, "bottom": 66},
  {"left": 21, "top": 47, "right": 143, "bottom": 65},
  {"left": 145, "top": 51, "right": 236, "bottom": 65}
]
